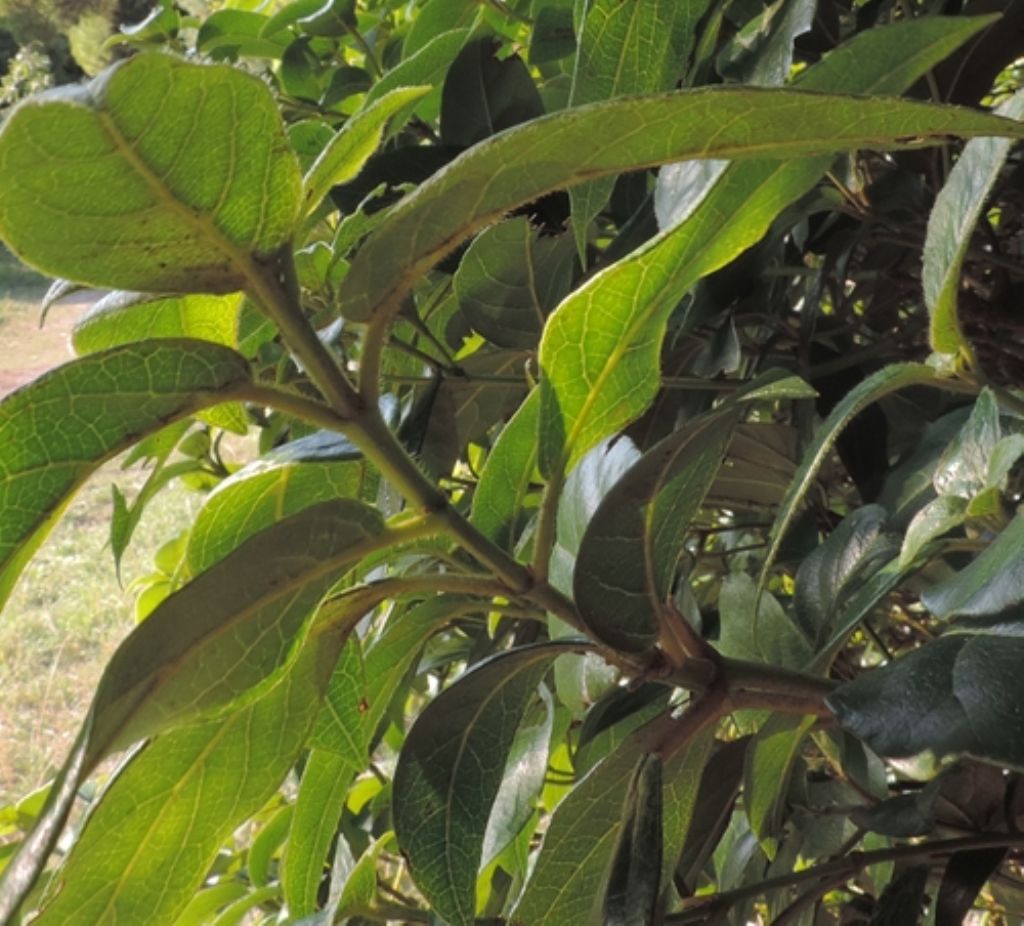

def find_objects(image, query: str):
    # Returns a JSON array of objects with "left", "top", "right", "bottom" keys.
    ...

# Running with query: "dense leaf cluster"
[{"left": 2, "top": 1, "right": 1024, "bottom": 923}]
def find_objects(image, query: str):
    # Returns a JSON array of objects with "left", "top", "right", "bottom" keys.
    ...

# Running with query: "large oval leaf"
[
  {"left": 393, "top": 642, "right": 576, "bottom": 926},
  {"left": 0, "top": 52, "right": 302, "bottom": 292},
  {"left": 574, "top": 408, "right": 740, "bottom": 652},
  {"left": 0, "top": 339, "right": 251, "bottom": 611}
]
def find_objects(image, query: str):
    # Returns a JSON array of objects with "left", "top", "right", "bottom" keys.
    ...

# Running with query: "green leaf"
[
  {"left": 337, "top": 831, "right": 394, "bottom": 917},
  {"left": 72, "top": 292, "right": 242, "bottom": 354},
  {"left": 922, "top": 513, "right": 1024, "bottom": 619},
  {"left": 574, "top": 407, "right": 740, "bottom": 652},
  {"left": 900, "top": 495, "right": 969, "bottom": 568},
  {"left": 743, "top": 714, "right": 816, "bottom": 856},
  {"left": 924, "top": 88, "right": 1024, "bottom": 354},
  {"left": 0, "top": 52, "right": 302, "bottom": 292},
  {"left": 933, "top": 388, "right": 1001, "bottom": 498},
  {"left": 363, "top": 28, "right": 470, "bottom": 115},
  {"left": 829, "top": 630, "right": 1024, "bottom": 770},
  {"left": 30, "top": 635, "right": 337, "bottom": 926},
  {"left": 480, "top": 686, "right": 554, "bottom": 868},
  {"left": 719, "top": 573, "right": 811, "bottom": 669},
  {"left": 793, "top": 505, "right": 895, "bottom": 643},
  {"left": 471, "top": 389, "right": 541, "bottom": 552},
  {"left": 568, "top": 0, "right": 711, "bottom": 253},
  {"left": 761, "top": 362, "right": 938, "bottom": 589},
  {"left": 717, "top": 0, "right": 815, "bottom": 86},
  {"left": 393, "top": 642, "right": 573, "bottom": 926},
  {"left": 303, "top": 85, "right": 430, "bottom": 216},
  {"left": 307, "top": 635, "right": 369, "bottom": 764},
  {"left": 511, "top": 723, "right": 714, "bottom": 925},
  {"left": 987, "top": 433, "right": 1024, "bottom": 490},
  {"left": 283, "top": 749, "right": 356, "bottom": 918},
  {"left": 602, "top": 753, "right": 664, "bottom": 926},
  {"left": 186, "top": 431, "right": 364, "bottom": 574},
  {"left": 87, "top": 498, "right": 385, "bottom": 766},
  {"left": 440, "top": 37, "right": 545, "bottom": 148},
  {"left": 0, "top": 340, "right": 251, "bottom": 611},
  {"left": 454, "top": 218, "right": 575, "bottom": 349},
  {"left": 342, "top": 27, "right": 1015, "bottom": 328},
  {"left": 247, "top": 803, "right": 293, "bottom": 888}
]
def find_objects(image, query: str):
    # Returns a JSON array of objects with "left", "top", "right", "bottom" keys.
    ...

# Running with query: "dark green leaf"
[
  {"left": 925, "top": 88, "right": 1024, "bottom": 354},
  {"left": 743, "top": 714, "right": 816, "bottom": 855},
  {"left": 719, "top": 574, "right": 811, "bottom": 669},
  {"left": 603, "top": 753, "right": 664, "bottom": 926},
  {"left": 762, "top": 363, "right": 938, "bottom": 591},
  {"left": 511, "top": 723, "right": 714, "bottom": 925},
  {"left": 0, "top": 52, "right": 302, "bottom": 291},
  {"left": 393, "top": 643, "right": 574, "bottom": 926},
  {"left": 830, "top": 631, "right": 1024, "bottom": 769},
  {"left": 899, "top": 495, "right": 968, "bottom": 568},
  {"left": 574, "top": 408, "right": 740, "bottom": 652},
  {"left": 0, "top": 340, "right": 251, "bottom": 610},
  {"left": 922, "top": 513, "right": 1024, "bottom": 618},
  {"left": 870, "top": 866, "right": 929, "bottom": 926},
  {"left": 440, "top": 37, "right": 545, "bottom": 147},
  {"left": 455, "top": 217, "right": 575, "bottom": 349},
  {"left": 793, "top": 505, "right": 894, "bottom": 644},
  {"left": 936, "top": 848, "right": 1007, "bottom": 926},
  {"left": 717, "top": 0, "right": 815, "bottom": 86},
  {"left": 933, "top": 388, "right": 1001, "bottom": 498}
]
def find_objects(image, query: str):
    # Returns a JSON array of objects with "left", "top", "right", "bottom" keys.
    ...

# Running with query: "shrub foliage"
[{"left": 2, "top": 1, "right": 1024, "bottom": 923}]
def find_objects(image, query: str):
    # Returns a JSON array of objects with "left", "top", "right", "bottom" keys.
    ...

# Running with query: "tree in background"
[{"left": 1, "top": 1, "right": 1024, "bottom": 924}]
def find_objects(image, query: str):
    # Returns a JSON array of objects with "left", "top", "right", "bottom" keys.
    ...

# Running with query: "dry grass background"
[{"left": 0, "top": 257, "right": 197, "bottom": 802}]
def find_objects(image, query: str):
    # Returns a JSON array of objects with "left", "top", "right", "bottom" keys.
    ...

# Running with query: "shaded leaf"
[
  {"left": 719, "top": 573, "right": 811, "bottom": 669},
  {"left": 455, "top": 218, "right": 575, "bottom": 349},
  {"left": 574, "top": 407, "right": 740, "bottom": 652},
  {"left": 511, "top": 723, "right": 714, "bottom": 926},
  {"left": 762, "top": 363, "right": 938, "bottom": 590},
  {"left": 794, "top": 505, "right": 894, "bottom": 643},
  {"left": 393, "top": 643, "right": 574, "bottom": 926},
  {"left": 870, "top": 866, "right": 929, "bottom": 926},
  {"left": 603, "top": 754, "right": 664, "bottom": 926},
  {"left": 830, "top": 631, "right": 1024, "bottom": 769},
  {"left": 936, "top": 848, "right": 1007, "bottom": 926},
  {"left": 932, "top": 388, "right": 1001, "bottom": 498},
  {"left": 0, "top": 52, "right": 301, "bottom": 292},
  {"left": 0, "top": 340, "right": 251, "bottom": 610},
  {"left": 717, "top": 0, "right": 815, "bottom": 86},
  {"left": 925, "top": 88, "right": 1024, "bottom": 354},
  {"left": 900, "top": 495, "right": 968, "bottom": 568},
  {"left": 440, "top": 37, "right": 544, "bottom": 147},
  {"left": 922, "top": 513, "right": 1024, "bottom": 618}
]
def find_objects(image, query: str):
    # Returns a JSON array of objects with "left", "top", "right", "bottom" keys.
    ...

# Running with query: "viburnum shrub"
[{"left": 2, "top": 1, "right": 1024, "bottom": 923}]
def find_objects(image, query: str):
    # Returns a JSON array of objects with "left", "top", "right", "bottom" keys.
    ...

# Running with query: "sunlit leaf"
[{"left": 0, "top": 52, "right": 302, "bottom": 292}]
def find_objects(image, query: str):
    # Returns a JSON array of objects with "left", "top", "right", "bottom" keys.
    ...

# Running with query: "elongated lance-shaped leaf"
[
  {"left": 925, "top": 88, "right": 1024, "bottom": 354},
  {"left": 471, "top": 388, "right": 540, "bottom": 551},
  {"left": 303, "top": 85, "right": 429, "bottom": 216},
  {"left": 568, "top": 0, "right": 712, "bottom": 255},
  {"left": 0, "top": 339, "right": 252, "bottom": 611},
  {"left": 341, "top": 18, "right": 1010, "bottom": 330},
  {"left": 86, "top": 498, "right": 385, "bottom": 767},
  {"left": 536, "top": 16, "right": 1000, "bottom": 478},
  {"left": 574, "top": 408, "right": 740, "bottom": 653},
  {"left": 284, "top": 749, "right": 356, "bottom": 918},
  {"left": 511, "top": 722, "right": 715, "bottom": 925},
  {"left": 602, "top": 753, "right": 664, "bottom": 926},
  {"left": 308, "top": 635, "right": 368, "bottom": 762},
  {"left": 72, "top": 291, "right": 243, "bottom": 355},
  {"left": 760, "top": 363, "right": 938, "bottom": 590},
  {"left": 28, "top": 632, "right": 340, "bottom": 926},
  {"left": 0, "top": 52, "right": 302, "bottom": 292},
  {"left": 393, "top": 641, "right": 579, "bottom": 926}
]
